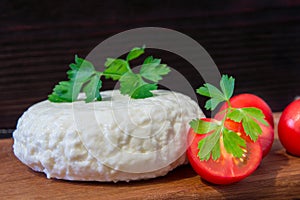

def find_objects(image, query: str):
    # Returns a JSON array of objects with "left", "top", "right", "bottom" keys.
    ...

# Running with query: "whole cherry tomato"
[{"left": 278, "top": 99, "right": 300, "bottom": 156}]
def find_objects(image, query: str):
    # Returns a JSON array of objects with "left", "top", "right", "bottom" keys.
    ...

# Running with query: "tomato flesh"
[
  {"left": 278, "top": 99, "right": 300, "bottom": 156},
  {"left": 187, "top": 120, "right": 262, "bottom": 185}
]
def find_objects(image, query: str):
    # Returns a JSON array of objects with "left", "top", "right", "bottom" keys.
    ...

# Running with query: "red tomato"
[
  {"left": 218, "top": 94, "right": 274, "bottom": 127},
  {"left": 257, "top": 121, "right": 274, "bottom": 157},
  {"left": 187, "top": 119, "right": 262, "bottom": 185},
  {"left": 278, "top": 99, "right": 300, "bottom": 156}
]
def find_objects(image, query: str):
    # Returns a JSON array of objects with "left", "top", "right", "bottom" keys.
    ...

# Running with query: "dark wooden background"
[{"left": 1, "top": 0, "right": 300, "bottom": 138}]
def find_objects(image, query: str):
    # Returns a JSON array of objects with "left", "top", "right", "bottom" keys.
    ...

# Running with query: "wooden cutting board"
[{"left": 1, "top": 113, "right": 300, "bottom": 199}]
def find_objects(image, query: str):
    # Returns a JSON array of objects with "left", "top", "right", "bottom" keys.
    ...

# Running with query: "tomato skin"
[
  {"left": 218, "top": 94, "right": 274, "bottom": 127},
  {"left": 278, "top": 100, "right": 300, "bottom": 156},
  {"left": 257, "top": 121, "right": 274, "bottom": 157},
  {"left": 187, "top": 119, "right": 262, "bottom": 185}
]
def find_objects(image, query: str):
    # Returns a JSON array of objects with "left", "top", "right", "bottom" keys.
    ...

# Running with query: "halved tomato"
[{"left": 187, "top": 119, "right": 262, "bottom": 185}]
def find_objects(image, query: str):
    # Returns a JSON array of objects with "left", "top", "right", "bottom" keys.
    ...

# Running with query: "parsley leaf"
[
  {"left": 48, "top": 55, "right": 102, "bottom": 103},
  {"left": 131, "top": 83, "right": 158, "bottom": 99},
  {"left": 241, "top": 107, "right": 269, "bottom": 126},
  {"left": 198, "top": 127, "right": 221, "bottom": 161},
  {"left": 68, "top": 55, "right": 95, "bottom": 82},
  {"left": 126, "top": 46, "right": 145, "bottom": 61},
  {"left": 119, "top": 72, "right": 144, "bottom": 96},
  {"left": 242, "top": 117, "right": 262, "bottom": 141},
  {"left": 103, "top": 59, "right": 130, "bottom": 80},
  {"left": 189, "top": 119, "right": 219, "bottom": 134},
  {"left": 103, "top": 46, "right": 170, "bottom": 99},
  {"left": 227, "top": 107, "right": 268, "bottom": 141},
  {"left": 223, "top": 128, "right": 246, "bottom": 158},
  {"left": 119, "top": 72, "right": 159, "bottom": 99},
  {"left": 48, "top": 81, "right": 78, "bottom": 102},
  {"left": 211, "top": 139, "right": 221, "bottom": 160},
  {"left": 83, "top": 74, "right": 102, "bottom": 103},
  {"left": 140, "top": 56, "right": 171, "bottom": 82},
  {"left": 196, "top": 75, "right": 235, "bottom": 110},
  {"left": 118, "top": 50, "right": 170, "bottom": 99},
  {"left": 220, "top": 74, "right": 235, "bottom": 100}
]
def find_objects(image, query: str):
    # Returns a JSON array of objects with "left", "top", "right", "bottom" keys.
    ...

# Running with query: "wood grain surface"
[
  {"left": 1, "top": 113, "right": 300, "bottom": 199},
  {"left": 1, "top": 1, "right": 300, "bottom": 131}
]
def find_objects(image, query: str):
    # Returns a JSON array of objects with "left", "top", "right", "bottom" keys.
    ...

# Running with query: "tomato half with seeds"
[{"left": 187, "top": 119, "right": 262, "bottom": 185}]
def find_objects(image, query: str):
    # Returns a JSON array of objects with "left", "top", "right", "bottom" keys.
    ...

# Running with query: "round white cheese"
[{"left": 13, "top": 90, "right": 204, "bottom": 182}]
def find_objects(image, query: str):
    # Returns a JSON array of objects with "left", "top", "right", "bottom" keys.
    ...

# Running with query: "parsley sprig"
[
  {"left": 48, "top": 56, "right": 102, "bottom": 103},
  {"left": 48, "top": 46, "right": 170, "bottom": 102},
  {"left": 190, "top": 75, "right": 268, "bottom": 161},
  {"left": 104, "top": 46, "right": 170, "bottom": 99}
]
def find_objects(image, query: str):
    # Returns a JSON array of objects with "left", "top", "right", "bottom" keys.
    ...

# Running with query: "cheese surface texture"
[{"left": 13, "top": 90, "right": 204, "bottom": 182}]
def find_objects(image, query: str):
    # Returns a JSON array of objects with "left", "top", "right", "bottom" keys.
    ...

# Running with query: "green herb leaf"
[
  {"left": 197, "top": 83, "right": 224, "bottom": 100},
  {"left": 220, "top": 75, "right": 235, "bottom": 100},
  {"left": 189, "top": 119, "right": 219, "bottom": 134},
  {"left": 198, "top": 139, "right": 210, "bottom": 161},
  {"left": 227, "top": 107, "right": 267, "bottom": 141},
  {"left": 143, "top": 56, "right": 161, "bottom": 65},
  {"left": 196, "top": 83, "right": 226, "bottom": 110},
  {"left": 119, "top": 72, "right": 144, "bottom": 96},
  {"left": 48, "top": 56, "right": 101, "bottom": 103},
  {"left": 126, "top": 46, "right": 145, "bottom": 61},
  {"left": 68, "top": 55, "right": 95, "bottom": 82},
  {"left": 119, "top": 71, "right": 159, "bottom": 99},
  {"left": 223, "top": 128, "right": 246, "bottom": 158},
  {"left": 211, "top": 139, "right": 221, "bottom": 160},
  {"left": 204, "top": 98, "right": 223, "bottom": 111},
  {"left": 198, "top": 128, "right": 221, "bottom": 161},
  {"left": 131, "top": 83, "right": 158, "bottom": 99},
  {"left": 241, "top": 107, "right": 269, "bottom": 126},
  {"left": 190, "top": 119, "right": 222, "bottom": 160},
  {"left": 48, "top": 81, "right": 78, "bottom": 102},
  {"left": 103, "top": 58, "right": 130, "bottom": 80},
  {"left": 242, "top": 117, "right": 262, "bottom": 141},
  {"left": 119, "top": 53, "right": 170, "bottom": 99},
  {"left": 196, "top": 75, "right": 236, "bottom": 110},
  {"left": 83, "top": 74, "right": 102, "bottom": 103},
  {"left": 226, "top": 109, "right": 244, "bottom": 123},
  {"left": 140, "top": 56, "right": 171, "bottom": 82}
]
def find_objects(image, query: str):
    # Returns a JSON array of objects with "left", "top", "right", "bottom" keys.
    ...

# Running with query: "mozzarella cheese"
[{"left": 13, "top": 90, "right": 204, "bottom": 182}]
